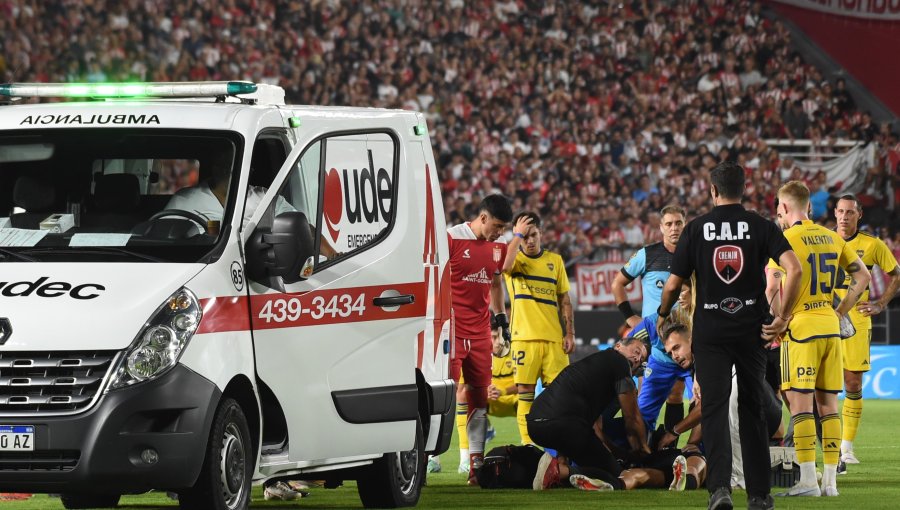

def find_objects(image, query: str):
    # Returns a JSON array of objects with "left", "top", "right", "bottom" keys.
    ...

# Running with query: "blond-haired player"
[
  {"left": 772, "top": 181, "right": 871, "bottom": 497},
  {"left": 832, "top": 194, "right": 900, "bottom": 470}
]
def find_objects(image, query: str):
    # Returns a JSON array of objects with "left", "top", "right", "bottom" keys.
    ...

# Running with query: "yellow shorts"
[
  {"left": 842, "top": 326, "right": 872, "bottom": 372},
  {"left": 511, "top": 340, "right": 569, "bottom": 386},
  {"left": 786, "top": 312, "right": 839, "bottom": 343},
  {"left": 781, "top": 337, "right": 843, "bottom": 393}
]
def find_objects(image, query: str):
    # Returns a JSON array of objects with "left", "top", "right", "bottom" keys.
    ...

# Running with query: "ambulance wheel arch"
[
  {"left": 177, "top": 374, "right": 261, "bottom": 510},
  {"left": 356, "top": 416, "right": 425, "bottom": 508},
  {"left": 179, "top": 397, "right": 254, "bottom": 510}
]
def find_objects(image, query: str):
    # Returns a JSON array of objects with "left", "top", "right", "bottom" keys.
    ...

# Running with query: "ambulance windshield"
[{"left": 0, "top": 129, "right": 242, "bottom": 263}]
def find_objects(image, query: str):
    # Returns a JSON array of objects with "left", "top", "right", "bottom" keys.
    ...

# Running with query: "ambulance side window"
[{"left": 273, "top": 132, "right": 397, "bottom": 268}]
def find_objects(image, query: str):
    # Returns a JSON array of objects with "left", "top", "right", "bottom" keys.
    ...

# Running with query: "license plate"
[{"left": 0, "top": 426, "right": 34, "bottom": 451}]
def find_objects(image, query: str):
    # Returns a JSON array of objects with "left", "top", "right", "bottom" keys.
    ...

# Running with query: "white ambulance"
[{"left": 0, "top": 82, "right": 454, "bottom": 510}]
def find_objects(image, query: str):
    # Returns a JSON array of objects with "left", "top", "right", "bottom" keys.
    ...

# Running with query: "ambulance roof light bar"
[{"left": 0, "top": 81, "right": 258, "bottom": 99}]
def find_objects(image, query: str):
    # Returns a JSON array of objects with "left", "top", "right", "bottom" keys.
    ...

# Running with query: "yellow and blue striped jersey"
[
  {"left": 504, "top": 249, "right": 570, "bottom": 342},
  {"left": 833, "top": 230, "right": 898, "bottom": 329},
  {"left": 492, "top": 353, "right": 515, "bottom": 379}
]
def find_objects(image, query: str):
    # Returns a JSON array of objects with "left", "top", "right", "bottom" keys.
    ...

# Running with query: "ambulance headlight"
[{"left": 109, "top": 288, "right": 202, "bottom": 390}]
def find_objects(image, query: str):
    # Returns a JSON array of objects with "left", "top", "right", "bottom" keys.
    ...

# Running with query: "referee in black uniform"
[{"left": 657, "top": 162, "right": 801, "bottom": 510}]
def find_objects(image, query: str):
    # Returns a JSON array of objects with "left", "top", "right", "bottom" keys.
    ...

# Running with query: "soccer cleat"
[
  {"left": 486, "top": 424, "right": 496, "bottom": 443},
  {"left": 467, "top": 454, "right": 484, "bottom": 486},
  {"left": 569, "top": 474, "right": 614, "bottom": 492},
  {"left": 836, "top": 461, "right": 847, "bottom": 475},
  {"left": 457, "top": 460, "right": 470, "bottom": 474},
  {"left": 669, "top": 455, "right": 687, "bottom": 491},
  {"left": 775, "top": 482, "right": 821, "bottom": 497},
  {"left": 708, "top": 486, "right": 733, "bottom": 510},
  {"left": 264, "top": 481, "right": 308, "bottom": 501},
  {"left": 841, "top": 451, "right": 860, "bottom": 464},
  {"left": 821, "top": 483, "right": 839, "bottom": 497},
  {"left": 427, "top": 456, "right": 442, "bottom": 473},
  {"left": 532, "top": 452, "right": 561, "bottom": 490}
]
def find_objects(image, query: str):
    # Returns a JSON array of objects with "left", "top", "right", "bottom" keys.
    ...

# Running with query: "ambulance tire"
[
  {"left": 179, "top": 398, "right": 252, "bottom": 510},
  {"left": 59, "top": 494, "right": 120, "bottom": 509},
  {"left": 357, "top": 417, "right": 425, "bottom": 508}
]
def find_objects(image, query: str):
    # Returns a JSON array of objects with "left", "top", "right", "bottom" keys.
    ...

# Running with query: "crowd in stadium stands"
[{"left": 2, "top": 0, "right": 899, "bottom": 264}]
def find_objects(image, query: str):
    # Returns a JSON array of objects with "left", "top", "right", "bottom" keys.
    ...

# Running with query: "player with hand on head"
[{"left": 502, "top": 211, "right": 573, "bottom": 445}]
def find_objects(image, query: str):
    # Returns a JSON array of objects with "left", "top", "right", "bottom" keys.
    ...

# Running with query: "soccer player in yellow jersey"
[
  {"left": 833, "top": 195, "right": 900, "bottom": 469},
  {"left": 772, "top": 181, "right": 871, "bottom": 497},
  {"left": 502, "top": 212, "right": 574, "bottom": 444}
]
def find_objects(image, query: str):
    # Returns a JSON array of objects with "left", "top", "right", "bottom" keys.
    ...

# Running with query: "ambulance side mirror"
[{"left": 245, "top": 211, "right": 316, "bottom": 285}]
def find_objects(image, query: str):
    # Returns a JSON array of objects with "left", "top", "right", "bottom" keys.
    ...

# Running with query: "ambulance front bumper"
[{"left": 0, "top": 364, "right": 220, "bottom": 494}]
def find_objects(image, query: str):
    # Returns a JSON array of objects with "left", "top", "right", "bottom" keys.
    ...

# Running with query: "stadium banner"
[
  {"left": 853, "top": 345, "right": 900, "bottom": 399},
  {"left": 576, "top": 262, "right": 642, "bottom": 306},
  {"left": 771, "top": 0, "right": 900, "bottom": 20},
  {"left": 794, "top": 142, "right": 875, "bottom": 194}
]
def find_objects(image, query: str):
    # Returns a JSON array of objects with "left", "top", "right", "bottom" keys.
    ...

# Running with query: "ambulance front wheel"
[
  {"left": 357, "top": 417, "right": 425, "bottom": 508},
  {"left": 179, "top": 398, "right": 252, "bottom": 510}
]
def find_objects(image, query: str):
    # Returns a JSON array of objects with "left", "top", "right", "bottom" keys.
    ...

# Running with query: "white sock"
[
  {"left": 459, "top": 448, "right": 469, "bottom": 464},
  {"left": 841, "top": 440, "right": 853, "bottom": 454},
  {"left": 823, "top": 464, "right": 837, "bottom": 488},
  {"left": 800, "top": 461, "right": 817, "bottom": 486},
  {"left": 466, "top": 407, "right": 487, "bottom": 455}
]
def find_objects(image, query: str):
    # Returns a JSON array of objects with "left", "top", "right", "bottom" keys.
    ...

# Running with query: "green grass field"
[{"left": 4, "top": 400, "right": 900, "bottom": 509}]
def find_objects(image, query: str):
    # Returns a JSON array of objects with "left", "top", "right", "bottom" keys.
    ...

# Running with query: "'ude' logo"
[
  {"left": 0, "top": 277, "right": 105, "bottom": 300},
  {"left": 323, "top": 149, "right": 394, "bottom": 244}
]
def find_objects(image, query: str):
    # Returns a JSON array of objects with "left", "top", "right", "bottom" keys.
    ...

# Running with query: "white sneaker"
[
  {"left": 264, "top": 481, "right": 304, "bottom": 501},
  {"left": 569, "top": 474, "right": 614, "bottom": 492},
  {"left": 775, "top": 482, "right": 821, "bottom": 497},
  {"left": 821, "top": 484, "right": 839, "bottom": 497},
  {"left": 841, "top": 451, "right": 860, "bottom": 464},
  {"left": 457, "top": 460, "right": 470, "bottom": 474},
  {"left": 427, "top": 456, "right": 442, "bottom": 473},
  {"left": 669, "top": 455, "right": 687, "bottom": 491}
]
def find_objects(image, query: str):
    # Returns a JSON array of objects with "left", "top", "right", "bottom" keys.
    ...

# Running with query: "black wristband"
[
  {"left": 666, "top": 424, "right": 680, "bottom": 437},
  {"left": 657, "top": 306, "right": 670, "bottom": 318},
  {"left": 617, "top": 301, "right": 636, "bottom": 319}
]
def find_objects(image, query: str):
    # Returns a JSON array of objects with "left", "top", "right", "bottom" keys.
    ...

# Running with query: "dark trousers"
[
  {"left": 694, "top": 335, "right": 771, "bottom": 498},
  {"left": 527, "top": 416, "right": 622, "bottom": 479}
]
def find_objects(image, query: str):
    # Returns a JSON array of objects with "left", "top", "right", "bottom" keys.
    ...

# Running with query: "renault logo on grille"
[{"left": 0, "top": 318, "right": 11, "bottom": 345}]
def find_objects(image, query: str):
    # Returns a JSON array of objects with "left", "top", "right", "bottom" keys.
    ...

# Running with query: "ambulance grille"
[
  {"left": 0, "top": 351, "right": 118, "bottom": 415},
  {"left": 0, "top": 450, "right": 80, "bottom": 472}
]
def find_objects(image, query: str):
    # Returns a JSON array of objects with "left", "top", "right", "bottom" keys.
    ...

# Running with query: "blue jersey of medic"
[
  {"left": 620, "top": 242, "right": 673, "bottom": 317},
  {"left": 627, "top": 313, "right": 676, "bottom": 367}
]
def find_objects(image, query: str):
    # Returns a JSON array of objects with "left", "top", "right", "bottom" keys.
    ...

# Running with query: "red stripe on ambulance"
[{"left": 197, "top": 282, "right": 426, "bottom": 334}]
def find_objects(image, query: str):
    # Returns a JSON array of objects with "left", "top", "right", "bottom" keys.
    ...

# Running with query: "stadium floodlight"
[{"left": 0, "top": 81, "right": 258, "bottom": 99}]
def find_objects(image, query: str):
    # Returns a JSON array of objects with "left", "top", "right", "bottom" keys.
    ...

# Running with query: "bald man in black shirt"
[
  {"left": 658, "top": 161, "right": 801, "bottom": 510},
  {"left": 527, "top": 336, "right": 650, "bottom": 490}
]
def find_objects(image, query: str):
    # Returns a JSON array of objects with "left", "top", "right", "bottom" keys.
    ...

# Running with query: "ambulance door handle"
[{"left": 373, "top": 294, "right": 415, "bottom": 307}]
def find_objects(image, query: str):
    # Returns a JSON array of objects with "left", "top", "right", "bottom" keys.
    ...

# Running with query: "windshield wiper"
[
  {"left": 0, "top": 247, "right": 39, "bottom": 262},
  {"left": 19, "top": 247, "right": 168, "bottom": 263}
]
